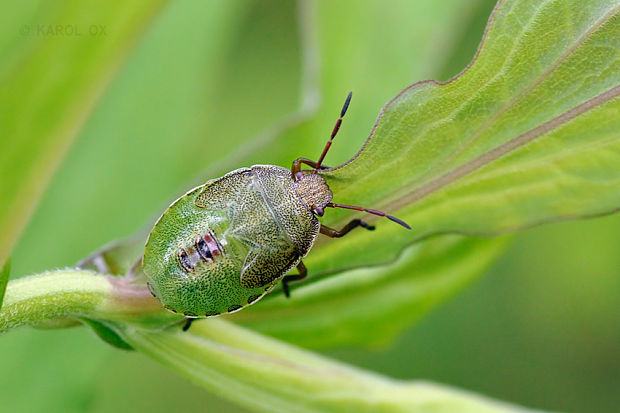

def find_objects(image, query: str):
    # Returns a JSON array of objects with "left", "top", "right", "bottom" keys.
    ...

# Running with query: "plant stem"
[{"left": 0, "top": 269, "right": 170, "bottom": 333}]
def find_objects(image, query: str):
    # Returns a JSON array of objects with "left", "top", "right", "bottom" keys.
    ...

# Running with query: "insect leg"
[
  {"left": 282, "top": 261, "right": 307, "bottom": 298},
  {"left": 291, "top": 158, "right": 328, "bottom": 179},
  {"left": 182, "top": 318, "right": 194, "bottom": 332},
  {"left": 319, "top": 219, "right": 375, "bottom": 238}
]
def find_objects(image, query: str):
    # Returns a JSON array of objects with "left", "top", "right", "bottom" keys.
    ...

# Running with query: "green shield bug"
[{"left": 143, "top": 92, "right": 410, "bottom": 330}]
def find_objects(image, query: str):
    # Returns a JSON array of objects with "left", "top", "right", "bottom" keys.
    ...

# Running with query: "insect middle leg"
[
  {"left": 282, "top": 261, "right": 307, "bottom": 298},
  {"left": 319, "top": 219, "right": 375, "bottom": 238}
]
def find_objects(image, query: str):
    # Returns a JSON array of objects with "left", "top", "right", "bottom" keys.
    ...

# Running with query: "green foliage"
[
  {"left": 0, "top": 0, "right": 167, "bottom": 267},
  {"left": 229, "top": 0, "right": 620, "bottom": 350},
  {"left": 319, "top": 0, "right": 620, "bottom": 271},
  {"left": 0, "top": 260, "right": 8, "bottom": 309},
  {"left": 79, "top": 318, "right": 133, "bottom": 351},
  {"left": 118, "top": 318, "right": 537, "bottom": 413},
  {"left": 1, "top": 0, "right": 619, "bottom": 412},
  {"left": 231, "top": 236, "right": 507, "bottom": 348}
]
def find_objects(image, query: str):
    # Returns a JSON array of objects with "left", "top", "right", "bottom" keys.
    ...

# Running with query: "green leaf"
[
  {"left": 229, "top": 0, "right": 620, "bottom": 345},
  {"left": 232, "top": 236, "right": 507, "bottom": 349},
  {"left": 0, "top": 260, "right": 9, "bottom": 309},
  {"left": 309, "top": 0, "right": 620, "bottom": 273},
  {"left": 117, "top": 318, "right": 539, "bottom": 413},
  {"left": 0, "top": 0, "right": 167, "bottom": 267},
  {"left": 80, "top": 318, "right": 133, "bottom": 350}
]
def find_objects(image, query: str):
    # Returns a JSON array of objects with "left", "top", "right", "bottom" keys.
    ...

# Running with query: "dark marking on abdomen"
[
  {"left": 177, "top": 230, "right": 226, "bottom": 274},
  {"left": 196, "top": 237, "right": 213, "bottom": 261},
  {"left": 228, "top": 304, "right": 242, "bottom": 313},
  {"left": 177, "top": 248, "right": 196, "bottom": 273},
  {"left": 247, "top": 294, "right": 261, "bottom": 304},
  {"left": 203, "top": 230, "right": 224, "bottom": 257}
]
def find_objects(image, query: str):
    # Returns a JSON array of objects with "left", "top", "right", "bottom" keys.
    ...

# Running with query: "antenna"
[
  {"left": 313, "top": 91, "right": 353, "bottom": 173},
  {"left": 326, "top": 203, "right": 411, "bottom": 229}
]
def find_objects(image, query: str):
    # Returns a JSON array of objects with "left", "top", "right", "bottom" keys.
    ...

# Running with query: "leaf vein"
[
  {"left": 390, "top": 84, "right": 620, "bottom": 211},
  {"left": 410, "top": 1, "right": 620, "bottom": 188}
]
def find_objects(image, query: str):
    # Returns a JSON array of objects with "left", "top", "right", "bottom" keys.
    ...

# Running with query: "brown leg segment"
[
  {"left": 291, "top": 158, "right": 328, "bottom": 179},
  {"left": 282, "top": 261, "right": 307, "bottom": 298},
  {"left": 319, "top": 219, "right": 375, "bottom": 238}
]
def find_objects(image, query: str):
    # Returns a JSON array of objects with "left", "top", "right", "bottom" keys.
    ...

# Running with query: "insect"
[{"left": 142, "top": 92, "right": 410, "bottom": 330}]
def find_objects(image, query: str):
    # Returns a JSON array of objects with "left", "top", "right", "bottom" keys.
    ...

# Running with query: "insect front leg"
[
  {"left": 282, "top": 261, "right": 307, "bottom": 298},
  {"left": 319, "top": 219, "right": 375, "bottom": 238},
  {"left": 291, "top": 158, "right": 328, "bottom": 179}
]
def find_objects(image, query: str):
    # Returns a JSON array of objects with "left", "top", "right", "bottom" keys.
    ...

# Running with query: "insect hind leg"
[
  {"left": 282, "top": 261, "right": 307, "bottom": 298},
  {"left": 182, "top": 318, "right": 195, "bottom": 332}
]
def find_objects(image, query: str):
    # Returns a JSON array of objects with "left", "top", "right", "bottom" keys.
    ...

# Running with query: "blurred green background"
[{"left": 1, "top": 0, "right": 619, "bottom": 412}]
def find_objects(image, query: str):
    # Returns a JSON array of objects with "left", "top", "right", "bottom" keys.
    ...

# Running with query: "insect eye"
[{"left": 313, "top": 207, "right": 324, "bottom": 216}]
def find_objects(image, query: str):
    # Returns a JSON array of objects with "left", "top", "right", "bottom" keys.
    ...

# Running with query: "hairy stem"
[{"left": 0, "top": 269, "right": 171, "bottom": 333}]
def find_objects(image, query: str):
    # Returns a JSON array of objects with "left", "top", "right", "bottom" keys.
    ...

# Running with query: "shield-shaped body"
[{"left": 143, "top": 165, "right": 320, "bottom": 316}]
